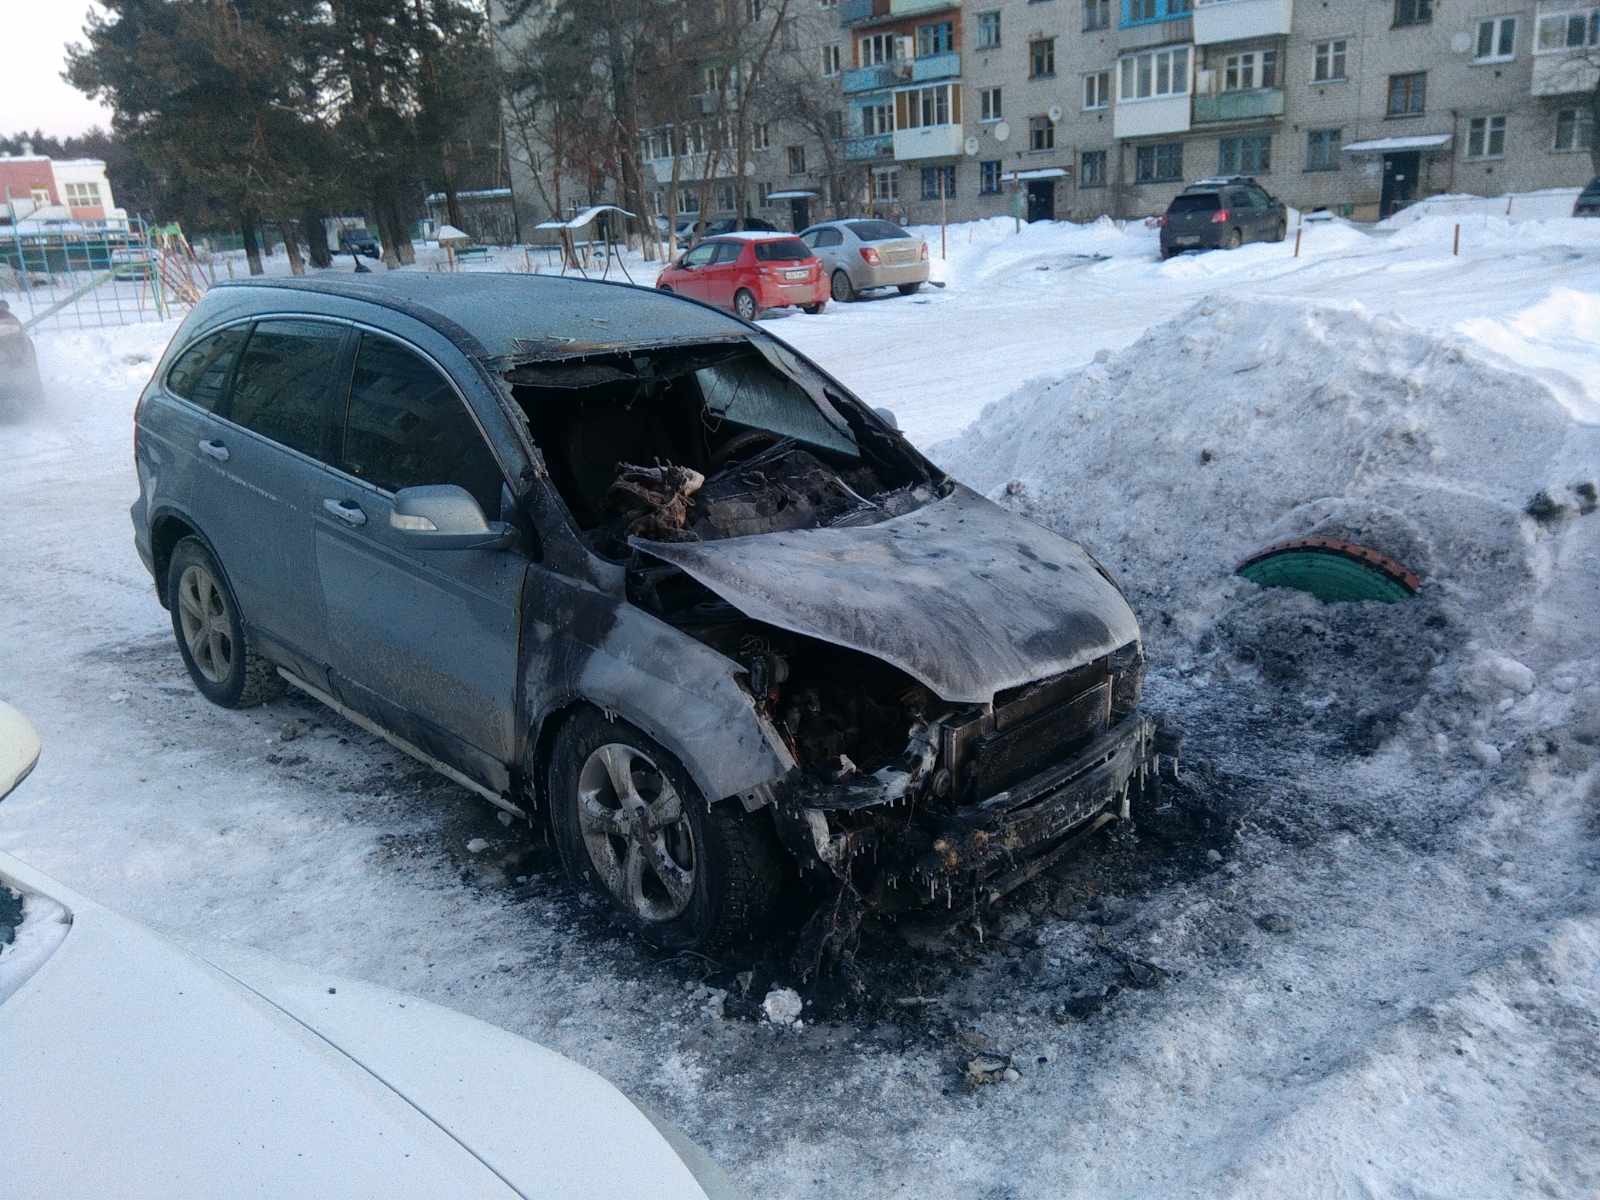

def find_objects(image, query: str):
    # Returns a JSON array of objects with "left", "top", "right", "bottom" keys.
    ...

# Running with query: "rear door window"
[
  {"left": 816, "top": 227, "right": 844, "bottom": 247},
  {"left": 711, "top": 241, "right": 743, "bottom": 264},
  {"left": 1167, "top": 193, "right": 1221, "bottom": 215},
  {"left": 340, "top": 333, "right": 504, "bottom": 515},
  {"left": 226, "top": 319, "right": 346, "bottom": 460},
  {"left": 166, "top": 326, "right": 248, "bottom": 412}
]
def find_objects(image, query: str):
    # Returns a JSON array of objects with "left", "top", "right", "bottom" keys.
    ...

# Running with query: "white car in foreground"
[{"left": 0, "top": 702, "right": 737, "bottom": 1200}]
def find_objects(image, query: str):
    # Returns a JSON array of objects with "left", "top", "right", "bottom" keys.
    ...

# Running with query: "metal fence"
[{"left": 0, "top": 200, "right": 212, "bottom": 332}]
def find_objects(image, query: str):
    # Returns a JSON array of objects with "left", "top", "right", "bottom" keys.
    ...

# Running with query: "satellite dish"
[
  {"left": 993, "top": 121, "right": 1010, "bottom": 143},
  {"left": 1048, "top": 105, "right": 1062, "bottom": 123},
  {"left": 743, "top": 160, "right": 756, "bottom": 176},
  {"left": 1450, "top": 31, "right": 1472, "bottom": 52},
  {"left": 964, "top": 136, "right": 980, "bottom": 156}
]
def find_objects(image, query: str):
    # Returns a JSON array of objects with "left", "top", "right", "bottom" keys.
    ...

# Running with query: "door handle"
[
  {"left": 323, "top": 498, "right": 367, "bottom": 527},
  {"left": 198, "top": 439, "right": 229, "bottom": 462}
]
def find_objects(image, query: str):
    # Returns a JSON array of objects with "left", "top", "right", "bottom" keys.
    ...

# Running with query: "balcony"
[
  {"left": 1113, "top": 93, "right": 1192, "bottom": 138},
  {"left": 838, "top": 0, "right": 880, "bottom": 23},
  {"left": 893, "top": 123, "right": 965, "bottom": 160},
  {"left": 911, "top": 51, "right": 960, "bottom": 81},
  {"left": 1192, "top": 87, "right": 1285, "bottom": 122},
  {"left": 842, "top": 62, "right": 901, "bottom": 93},
  {"left": 890, "top": 0, "right": 959, "bottom": 14},
  {"left": 1191, "top": 0, "right": 1292, "bottom": 44},
  {"left": 1532, "top": 53, "right": 1600, "bottom": 95},
  {"left": 845, "top": 134, "right": 895, "bottom": 160}
]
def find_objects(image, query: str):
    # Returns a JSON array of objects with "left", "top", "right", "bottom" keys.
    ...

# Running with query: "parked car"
[
  {"left": 0, "top": 298, "right": 43, "bottom": 415},
  {"left": 1574, "top": 175, "right": 1600, "bottom": 216},
  {"left": 131, "top": 273, "right": 1152, "bottom": 953},
  {"left": 337, "top": 226, "right": 382, "bottom": 259},
  {"left": 656, "top": 233, "right": 827, "bottom": 318},
  {"left": 0, "top": 702, "right": 737, "bottom": 1200},
  {"left": 798, "top": 219, "right": 929, "bottom": 303},
  {"left": 657, "top": 217, "right": 779, "bottom": 243},
  {"left": 1159, "top": 177, "right": 1288, "bottom": 259}
]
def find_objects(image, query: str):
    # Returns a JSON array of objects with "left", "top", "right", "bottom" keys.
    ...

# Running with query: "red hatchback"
[
  {"left": 0, "top": 298, "right": 43, "bottom": 415},
  {"left": 657, "top": 234, "right": 827, "bottom": 320}
]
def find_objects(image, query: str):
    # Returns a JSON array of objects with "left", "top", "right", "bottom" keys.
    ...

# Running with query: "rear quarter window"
[
  {"left": 166, "top": 326, "right": 249, "bottom": 412},
  {"left": 754, "top": 239, "right": 812, "bottom": 262}
]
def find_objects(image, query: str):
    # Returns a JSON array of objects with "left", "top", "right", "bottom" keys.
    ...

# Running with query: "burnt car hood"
[{"left": 633, "top": 485, "right": 1140, "bottom": 703}]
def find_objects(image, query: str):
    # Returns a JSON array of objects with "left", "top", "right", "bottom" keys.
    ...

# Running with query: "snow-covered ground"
[{"left": 3, "top": 203, "right": 1599, "bottom": 1197}]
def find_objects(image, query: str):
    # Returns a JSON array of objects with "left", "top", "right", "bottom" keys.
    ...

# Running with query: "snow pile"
[
  {"left": 1459, "top": 287, "right": 1600, "bottom": 423},
  {"left": 1379, "top": 187, "right": 1583, "bottom": 227},
  {"left": 937, "top": 295, "right": 1600, "bottom": 765}
]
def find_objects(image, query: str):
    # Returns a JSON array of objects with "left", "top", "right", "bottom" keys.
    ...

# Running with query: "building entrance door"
[
  {"left": 1026, "top": 179, "right": 1056, "bottom": 223},
  {"left": 1380, "top": 152, "right": 1420, "bottom": 218},
  {"left": 789, "top": 197, "right": 811, "bottom": 231}
]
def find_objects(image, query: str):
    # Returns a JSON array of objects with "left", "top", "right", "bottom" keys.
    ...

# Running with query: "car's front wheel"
[
  {"left": 549, "top": 709, "right": 782, "bottom": 952},
  {"left": 733, "top": 288, "right": 760, "bottom": 321},
  {"left": 657, "top": 283, "right": 673, "bottom": 293},
  {"left": 167, "top": 537, "right": 283, "bottom": 708},
  {"left": 831, "top": 270, "right": 855, "bottom": 303}
]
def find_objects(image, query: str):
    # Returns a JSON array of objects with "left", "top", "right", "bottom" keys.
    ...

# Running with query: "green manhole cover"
[{"left": 1237, "top": 537, "right": 1418, "bottom": 604}]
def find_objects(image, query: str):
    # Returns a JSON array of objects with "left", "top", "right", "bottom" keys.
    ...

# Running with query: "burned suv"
[{"left": 131, "top": 275, "right": 1152, "bottom": 952}]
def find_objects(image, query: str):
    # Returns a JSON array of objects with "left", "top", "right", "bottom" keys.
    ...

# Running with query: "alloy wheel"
[
  {"left": 577, "top": 743, "right": 697, "bottom": 922},
  {"left": 734, "top": 290, "right": 758, "bottom": 320},
  {"left": 176, "top": 563, "right": 233, "bottom": 684}
]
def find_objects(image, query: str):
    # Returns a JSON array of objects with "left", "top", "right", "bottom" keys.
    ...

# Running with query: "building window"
[
  {"left": 1305, "top": 128, "right": 1341, "bottom": 170},
  {"left": 1555, "top": 107, "right": 1594, "bottom": 150},
  {"left": 1081, "top": 148, "right": 1107, "bottom": 186},
  {"left": 1223, "top": 50, "right": 1277, "bottom": 90},
  {"left": 757, "top": 183, "right": 774, "bottom": 207},
  {"left": 819, "top": 0, "right": 835, "bottom": 9},
  {"left": 1386, "top": 71, "right": 1426, "bottom": 116},
  {"left": 1119, "top": 47, "right": 1190, "bottom": 99},
  {"left": 1123, "top": 0, "right": 1190, "bottom": 25},
  {"left": 981, "top": 87, "right": 1004, "bottom": 121},
  {"left": 1030, "top": 115, "right": 1056, "bottom": 151},
  {"left": 781, "top": 18, "right": 800, "bottom": 50},
  {"left": 1466, "top": 115, "right": 1507, "bottom": 158},
  {"left": 715, "top": 182, "right": 737, "bottom": 211},
  {"left": 753, "top": 123, "right": 771, "bottom": 150},
  {"left": 822, "top": 44, "right": 841, "bottom": 75},
  {"left": 1537, "top": 10, "right": 1600, "bottom": 51},
  {"left": 862, "top": 101, "right": 894, "bottom": 135},
  {"left": 1393, "top": 0, "right": 1431, "bottom": 25},
  {"left": 871, "top": 166, "right": 900, "bottom": 202},
  {"left": 677, "top": 189, "right": 701, "bottom": 214},
  {"left": 1220, "top": 133, "right": 1270, "bottom": 173},
  {"left": 63, "top": 181, "right": 102, "bottom": 206},
  {"left": 1030, "top": 37, "right": 1057, "bottom": 77},
  {"left": 980, "top": 159, "right": 1003, "bottom": 193},
  {"left": 1085, "top": 0, "right": 1111, "bottom": 28},
  {"left": 896, "top": 83, "right": 960, "bottom": 127},
  {"left": 976, "top": 9, "right": 1002, "bottom": 48},
  {"left": 746, "top": 0, "right": 763, "bottom": 19},
  {"left": 921, "top": 164, "right": 956, "bottom": 199},
  {"left": 643, "top": 128, "right": 671, "bottom": 159},
  {"left": 917, "top": 21, "right": 954, "bottom": 54},
  {"left": 859, "top": 32, "right": 900, "bottom": 65},
  {"left": 1475, "top": 16, "right": 1516, "bottom": 60},
  {"left": 1135, "top": 141, "right": 1183, "bottom": 181},
  {"left": 1084, "top": 71, "right": 1111, "bottom": 108},
  {"left": 788, "top": 145, "right": 807, "bottom": 173},
  {"left": 825, "top": 110, "right": 844, "bottom": 139},
  {"left": 1313, "top": 39, "right": 1347, "bottom": 81}
]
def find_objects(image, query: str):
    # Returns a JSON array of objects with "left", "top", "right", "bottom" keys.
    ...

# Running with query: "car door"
[
  {"left": 1252, "top": 186, "right": 1284, "bottom": 238},
  {"left": 703, "top": 241, "right": 744, "bottom": 309},
  {"left": 806, "top": 227, "right": 844, "bottom": 276},
  {"left": 311, "top": 330, "right": 527, "bottom": 774},
  {"left": 180, "top": 318, "right": 349, "bottom": 683},
  {"left": 673, "top": 241, "right": 717, "bottom": 300}
]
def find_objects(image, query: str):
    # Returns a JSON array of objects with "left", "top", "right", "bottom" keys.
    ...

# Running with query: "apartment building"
[{"left": 0, "top": 150, "right": 119, "bottom": 223}]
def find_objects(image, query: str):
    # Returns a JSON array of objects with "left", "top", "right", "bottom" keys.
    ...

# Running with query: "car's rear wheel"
[
  {"left": 733, "top": 288, "right": 759, "bottom": 321},
  {"left": 1224, "top": 229, "right": 1243, "bottom": 250},
  {"left": 549, "top": 709, "right": 782, "bottom": 952},
  {"left": 1274, "top": 219, "right": 1288, "bottom": 242},
  {"left": 802, "top": 300, "right": 827, "bottom": 315},
  {"left": 897, "top": 282, "right": 922, "bottom": 295},
  {"left": 831, "top": 270, "right": 855, "bottom": 303},
  {"left": 167, "top": 537, "right": 283, "bottom": 708}
]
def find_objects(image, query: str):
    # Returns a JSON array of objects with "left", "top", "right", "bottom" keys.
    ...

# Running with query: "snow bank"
[
  {"left": 1380, "top": 188, "right": 1583, "bottom": 227},
  {"left": 936, "top": 296, "right": 1600, "bottom": 761}
]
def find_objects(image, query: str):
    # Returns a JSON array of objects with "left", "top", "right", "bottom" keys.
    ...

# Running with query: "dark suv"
[
  {"left": 131, "top": 275, "right": 1154, "bottom": 953},
  {"left": 1159, "top": 176, "right": 1288, "bottom": 259}
]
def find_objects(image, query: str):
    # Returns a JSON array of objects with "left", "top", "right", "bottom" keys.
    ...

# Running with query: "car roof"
[
  {"left": 1185, "top": 176, "right": 1262, "bottom": 190},
  {"left": 207, "top": 274, "right": 747, "bottom": 361},
  {"left": 705, "top": 230, "right": 801, "bottom": 241}
]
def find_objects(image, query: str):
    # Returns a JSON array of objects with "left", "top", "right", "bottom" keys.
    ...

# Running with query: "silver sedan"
[{"left": 799, "top": 219, "right": 930, "bottom": 303}]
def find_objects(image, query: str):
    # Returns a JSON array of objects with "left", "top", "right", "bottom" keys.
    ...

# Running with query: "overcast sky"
[{"left": 0, "top": 3, "right": 114, "bottom": 139}]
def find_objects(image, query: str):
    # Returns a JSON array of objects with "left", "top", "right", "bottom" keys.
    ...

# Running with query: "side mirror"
[
  {"left": 390, "top": 484, "right": 514, "bottom": 550},
  {"left": 0, "top": 701, "right": 41, "bottom": 803}
]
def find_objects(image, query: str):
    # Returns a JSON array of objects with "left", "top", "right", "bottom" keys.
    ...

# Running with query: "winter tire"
[
  {"left": 1224, "top": 229, "right": 1243, "bottom": 250},
  {"left": 831, "top": 270, "right": 855, "bottom": 303},
  {"left": 897, "top": 282, "right": 922, "bottom": 296},
  {"left": 657, "top": 284, "right": 673, "bottom": 293},
  {"left": 549, "top": 709, "right": 782, "bottom": 952},
  {"left": 733, "top": 289, "right": 760, "bottom": 321},
  {"left": 167, "top": 537, "right": 283, "bottom": 708},
  {"left": 802, "top": 300, "right": 827, "bottom": 315},
  {"left": 1274, "top": 220, "right": 1288, "bottom": 243}
]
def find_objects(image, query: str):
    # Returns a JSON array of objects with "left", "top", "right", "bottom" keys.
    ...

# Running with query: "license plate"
[
  {"left": 1175, "top": 236, "right": 1199, "bottom": 246},
  {"left": 785, "top": 269, "right": 807, "bottom": 280}
]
